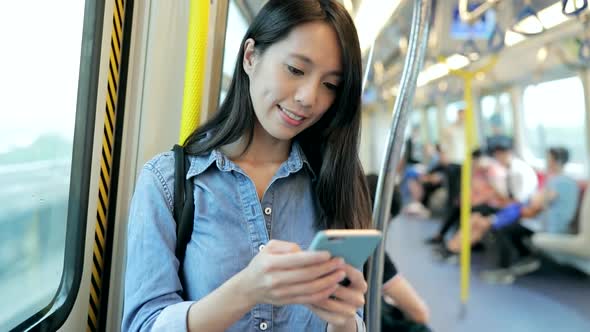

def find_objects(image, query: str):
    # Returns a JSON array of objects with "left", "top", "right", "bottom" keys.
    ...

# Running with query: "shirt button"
[
  {"left": 259, "top": 321, "right": 268, "bottom": 330},
  {"left": 258, "top": 244, "right": 265, "bottom": 251},
  {"left": 264, "top": 207, "right": 272, "bottom": 216}
]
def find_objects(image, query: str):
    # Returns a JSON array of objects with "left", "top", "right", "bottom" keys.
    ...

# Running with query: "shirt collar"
[
  {"left": 185, "top": 140, "right": 316, "bottom": 181},
  {"left": 287, "top": 141, "right": 316, "bottom": 181}
]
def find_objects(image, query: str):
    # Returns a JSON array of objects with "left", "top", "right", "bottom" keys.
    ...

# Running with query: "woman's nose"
[{"left": 294, "top": 79, "right": 319, "bottom": 109}]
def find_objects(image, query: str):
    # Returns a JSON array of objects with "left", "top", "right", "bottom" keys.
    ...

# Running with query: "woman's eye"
[
  {"left": 324, "top": 82, "right": 338, "bottom": 91},
  {"left": 287, "top": 65, "right": 304, "bottom": 76}
]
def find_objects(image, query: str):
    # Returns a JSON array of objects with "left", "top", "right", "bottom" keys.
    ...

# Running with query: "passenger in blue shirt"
[
  {"left": 477, "top": 147, "right": 580, "bottom": 283},
  {"left": 122, "top": 1, "right": 373, "bottom": 331}
]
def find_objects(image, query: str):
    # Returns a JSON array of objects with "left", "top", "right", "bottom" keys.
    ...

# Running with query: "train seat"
[{"left": 532, "top": 183, "right": 590, "bottom": 275}]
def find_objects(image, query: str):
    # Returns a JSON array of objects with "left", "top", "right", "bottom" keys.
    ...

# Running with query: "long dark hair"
[{"left": 183, "top": 0, "right": 371, "bottom": 230}]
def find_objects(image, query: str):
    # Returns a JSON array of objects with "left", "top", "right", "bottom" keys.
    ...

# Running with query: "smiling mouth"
[{"left": 278, "top": 105, "right": 304, "bottom": 122}]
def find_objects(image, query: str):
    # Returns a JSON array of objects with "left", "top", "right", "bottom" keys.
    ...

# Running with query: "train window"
[
  {"left": 480, "top": 92, "right": 514, "bottom": 138},
  {"left": 522, "top": 76, "right": 588, "bottom": 172},
  {"left": 0, "top": 1, "right": 96, "bottom": 330},
  {"left": 410, "top": 108, "right": 423, "bottom": 129},
  {"left": 219, "top": 0, "right": 249, "bottom": 104},
  {"left": 426, "top": 105, "right": 439, "bottom": 143}
]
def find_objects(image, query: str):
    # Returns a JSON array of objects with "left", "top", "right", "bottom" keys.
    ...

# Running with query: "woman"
[{"left": 122, "top": 1, "right": 372, "bottom": 331}]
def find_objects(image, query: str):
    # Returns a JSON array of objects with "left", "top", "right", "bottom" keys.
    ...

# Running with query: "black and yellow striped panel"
[{"left": 88, "top": 0, "right": 126, "bottom": 331}]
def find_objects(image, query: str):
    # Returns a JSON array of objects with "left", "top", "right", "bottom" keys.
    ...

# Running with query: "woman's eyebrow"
[{"left": 289, "top": 53, "right": 342, "bottom": 77}]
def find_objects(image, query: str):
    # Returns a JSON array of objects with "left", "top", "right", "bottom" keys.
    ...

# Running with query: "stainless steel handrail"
[{"left": 365, "top": 0, "right": 433, "bottom": 330}]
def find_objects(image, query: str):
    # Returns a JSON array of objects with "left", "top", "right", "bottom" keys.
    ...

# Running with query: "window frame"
[{"left": 11, "top": 0, "right": 104, "bottom": 330}]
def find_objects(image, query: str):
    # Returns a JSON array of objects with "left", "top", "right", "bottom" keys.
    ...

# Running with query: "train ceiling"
[{"left": 233, "top": 0, "right": 589, "bottom": 103}]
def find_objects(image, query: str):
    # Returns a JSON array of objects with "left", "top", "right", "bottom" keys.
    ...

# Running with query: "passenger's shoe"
[
  {"left": 510, "top": 257, "right": 541, "bottom": 276},
  {"left": 433, "top": 246, "right": 458, "bottom": 264},
  {"left": 404, "top": 202, "right": 431, "bottom": 219},
  {"left": 480, "top": 268, "right": 516, "bottom": 285}
]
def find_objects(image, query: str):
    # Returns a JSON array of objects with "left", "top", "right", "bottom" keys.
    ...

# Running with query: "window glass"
[
  {"left": 219, "top": 0, "right": 249, "bottom": 105},
  {"left": 522, "top": 76, "right": 587, "bottom": 169},
  {"left": 410, "top": 108, "right": 422, "bottom": 129},
  {"left": 480, "top": 92, "right": 514, "bottom": 138},
  {"left": 0, "top": 1, "right": 85, "bottom": 330},
  {"left": 426, "top": 105, "right": 439, "bottom": 143}
]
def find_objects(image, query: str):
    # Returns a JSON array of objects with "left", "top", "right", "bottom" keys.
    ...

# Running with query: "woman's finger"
[
  {"left": 307, "top": 304, "right": 352, "bottom": 327},
  {"left": 269, "top": 258, "right": 345, "bottom": 286},
  {"left": 342, "top": 264, "right": 368, "bottom": 293},
  {"left": 330, "top": 284, "right": 365, "bottom": 308},
  {"left": 270, "top": 269, "right": 345, "bottom": 298},
  {"left": 313, "top": 297, "right": 358, "bottom": 318},
  {"left": 264, "top": 251, "right": 332, "bottom": 270},
  {"left": 281, "top": 283, "right": 339, "bottom": 305}
]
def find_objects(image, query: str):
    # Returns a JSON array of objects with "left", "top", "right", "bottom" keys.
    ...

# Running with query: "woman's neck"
[{"left": 221, "top": 122, "right": 291, "bottom": 165}]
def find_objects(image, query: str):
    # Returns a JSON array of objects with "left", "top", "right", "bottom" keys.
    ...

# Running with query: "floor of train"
[{"left": 386, "top": 215, "right": 590, "bottom": 332}]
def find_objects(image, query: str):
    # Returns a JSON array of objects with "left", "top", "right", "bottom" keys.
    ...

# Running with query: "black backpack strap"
[
  {"left": 172, "top": 144, "right": 195, "bottom": 287},
  {"left": 172, "top": 145, "right": 185, "bottom": 225}
]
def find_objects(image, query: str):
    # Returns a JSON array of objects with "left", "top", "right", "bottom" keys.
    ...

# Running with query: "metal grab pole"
[{"left": 365, "top": 0, "right": 433, "bottom": 331}]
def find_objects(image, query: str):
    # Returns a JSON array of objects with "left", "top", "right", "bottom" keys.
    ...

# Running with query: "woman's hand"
[
  {"left": 236, "top": 240, "right": 347, "bottom": 307},
  {"left": 307, "top": 264, "right": 367, "bottom": 328}
]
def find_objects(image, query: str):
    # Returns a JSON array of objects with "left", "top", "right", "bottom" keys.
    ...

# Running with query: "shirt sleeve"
[
  {"left": 122, "top": 163, "right": 193, "bottom": 332},
  {"left": 512, "top": 161, "right": 539, "bottom": 202},
  {"left": 382, "top": 252, "right": 398, "bottom": 283}
]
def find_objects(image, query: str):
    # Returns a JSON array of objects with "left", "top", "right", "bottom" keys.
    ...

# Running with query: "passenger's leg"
[
  {"left": 425, "top": 205, "right": 459, "bottom": 244},
  {"left": 502, "top": 224, "right": 540, "bottom": 275},
  {"left": 446, "top": 214, "right": 491, "bottom": 253},
  {"left": 505, "top": 223, "right": 534, "bottom": 258},
  {"left": 479, "top": 229, "right": 518, "bottom": 284},
  {"left": 444, "top": 164, "right": 461, "bottom": 210},
  {"left": 420, "top": 182, "right": 441, "bottom": 207}
]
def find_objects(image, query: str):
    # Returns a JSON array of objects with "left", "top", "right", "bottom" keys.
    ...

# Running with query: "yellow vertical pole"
[
  {"left": 446, "top": 56, "right": 496, "bottom": 305},
  {"left": 460, "top": 75, "right": 476, "bottom": 303},
  {"left": 179, "top": 0, "right": 210, "bottom": 144}
]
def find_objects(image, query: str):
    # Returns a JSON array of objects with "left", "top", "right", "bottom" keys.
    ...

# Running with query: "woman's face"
[{"left": 243, "top": 21, "right": 342, "bottom": 141}]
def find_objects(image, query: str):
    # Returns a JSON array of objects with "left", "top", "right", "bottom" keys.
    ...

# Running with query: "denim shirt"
[{"left": 122, "top": 142, "right": 364, "bottom": 332}]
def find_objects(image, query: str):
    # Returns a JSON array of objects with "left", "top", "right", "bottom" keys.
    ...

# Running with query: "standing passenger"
[{"left": 122, "top": 1, "right": 372, "bottom": 331}]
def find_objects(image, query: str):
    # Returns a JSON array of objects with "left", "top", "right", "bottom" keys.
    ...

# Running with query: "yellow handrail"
[
  {"left": 440, "top": 55, "right": 498, "bottom": 304},
  {"left": 179, "top": 0, "right": 210, "bottom": 144}
]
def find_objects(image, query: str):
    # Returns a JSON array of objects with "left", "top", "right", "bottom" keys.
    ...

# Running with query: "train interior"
[{"left": 1, "top": 0, "right": 589, "bottom": 331}]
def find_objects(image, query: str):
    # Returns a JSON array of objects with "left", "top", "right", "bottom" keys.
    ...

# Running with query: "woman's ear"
[{"left": 243, "top": 38, "right": 257, "bottom": 76}]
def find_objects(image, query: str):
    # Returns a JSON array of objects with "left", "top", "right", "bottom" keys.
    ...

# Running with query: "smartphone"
[{"left": 308, "top": 229, "right": 383, "bottom": 269}]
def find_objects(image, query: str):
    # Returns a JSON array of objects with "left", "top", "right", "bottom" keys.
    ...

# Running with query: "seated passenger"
[
  {"left": 425, "top": 148, "right": 507, "bottom": 245},
  {"left": 404, "top": 144, "right": 446, "bottom": 217},
  {"left": 366, "top": 174, "right": 431, "bottom": 331},
  {"left": 440, "top": 147, "right": 577, "bottom": 282},
  {"left": 419, "top": 144, "right": 444, "bottom": 200},
  {"left": 381, "top": 254, "right": 431, "bottom": 332},
  {"left": 479, "top": 147, "right": 579, "bottom": 282},
  {"left": 486, "top": 135, "right": 538, "bottom": 207},
  {"left": 400, "top": 132, "right": 430, "bottom": 217},
  {"left": 366, "top": 173, "right": 401, "bottom": 218},
  {"left": 433, "top": 138, "right": 538, "bottom": 261}
]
